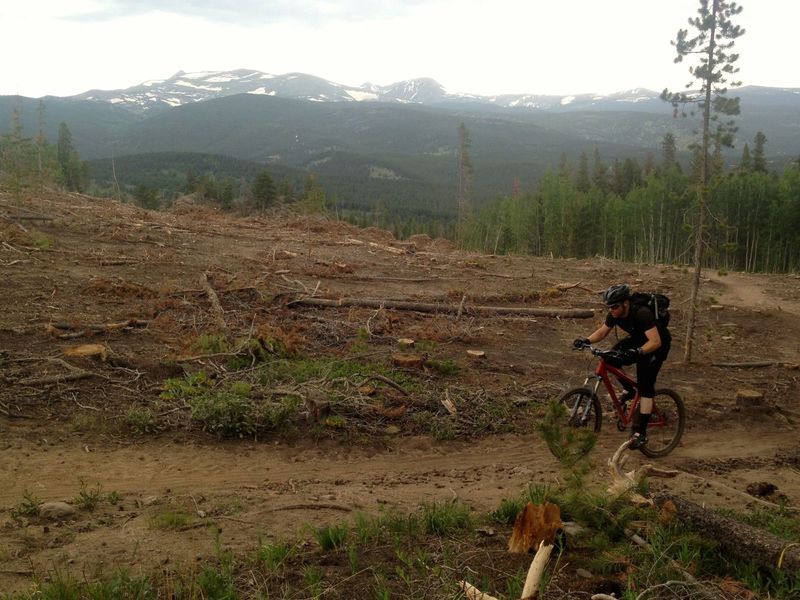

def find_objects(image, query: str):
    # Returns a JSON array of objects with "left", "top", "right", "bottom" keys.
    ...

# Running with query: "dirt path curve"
[{"left": 705, "top": 270, "right": 800, "bottom": 316}]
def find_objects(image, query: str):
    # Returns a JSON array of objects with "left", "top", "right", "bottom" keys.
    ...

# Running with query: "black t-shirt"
[{"left": 605, "top": 305, "right": 671, "bottom": 348}]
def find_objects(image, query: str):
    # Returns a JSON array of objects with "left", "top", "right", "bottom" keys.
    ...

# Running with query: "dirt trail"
[
  {"left": 706, "top": 269, "right": 800, "bottom": 316},
  {"left": 2, "top": 191, "right": 799, "bottom": 593},
  {"left": 3, "top": 424, "right": 795, "bottom": 514},
  {"left": 3, "top": 427, "right": 794, "bottom": 595}
]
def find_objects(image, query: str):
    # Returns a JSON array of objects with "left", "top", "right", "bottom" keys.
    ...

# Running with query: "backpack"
[{"left": 630, "top": 292, "right": 671, "bottom": 328}]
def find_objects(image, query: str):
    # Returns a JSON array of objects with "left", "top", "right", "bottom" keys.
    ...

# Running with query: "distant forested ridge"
[
  {"left": 2, "top": 89, "right": 799, "bottom": 273},
  {"left": 462, "top": 151, "right": 800, "bottom": 273}
]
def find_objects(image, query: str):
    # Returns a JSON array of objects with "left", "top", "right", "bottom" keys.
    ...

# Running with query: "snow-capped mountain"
[
  {"left": 73, "top": 68, "right": 673, "bottom": 113},
  {"left": 73, "top": 69, "right": 448, "bottom": 112},
  {"left": 72, "top": 68, "right": 800, "bottom": 117}
]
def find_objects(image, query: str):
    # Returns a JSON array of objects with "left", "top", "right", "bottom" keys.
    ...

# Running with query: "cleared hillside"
[{"left": 1, "top": 188, "right": 799, "bottom": 596}]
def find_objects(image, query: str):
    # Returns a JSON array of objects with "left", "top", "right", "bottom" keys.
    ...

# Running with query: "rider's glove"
[
  {"left": 620, "top": 349, "right": 639, "bottom": 365},
  {"left": 573, "top": 337, "right": 590, "bottom": 349}
]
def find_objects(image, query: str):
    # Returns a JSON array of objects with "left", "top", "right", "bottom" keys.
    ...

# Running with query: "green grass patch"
[
  {"left": 314, "top": 523, "right": 348, "bottom": 551},
  {"left": 73, "top": 477, "right": 104, "bottom": 512},
  {"left": 421, "top": 501, "right": 473, "bottom": 536},
  {"left": 12, "top": 489, "right": 40, "bottom": 518},
  {"left": 122, "top": 406, "right": 157, "bottom": 435},
  {"left": 148, "top": 507, "right": 193, "bottom": 530},
  {"left": 490, "top": 498, "right": 523, "bottom": 525}
]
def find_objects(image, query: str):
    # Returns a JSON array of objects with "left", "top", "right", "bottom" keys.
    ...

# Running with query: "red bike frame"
[{"left": 585, "top": 355, "right": 668, "bottom": 429}]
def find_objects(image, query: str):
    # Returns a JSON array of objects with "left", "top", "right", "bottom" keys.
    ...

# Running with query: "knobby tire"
[
  {"left": 640, "top": 388, "right": 685, "bottom": 458},
  {"left": 558, "top": 387, "right": 602, "bottom": 433}
]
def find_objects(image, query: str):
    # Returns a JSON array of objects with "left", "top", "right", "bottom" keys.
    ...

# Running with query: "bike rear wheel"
[
  {"left": 640, "top": 388, "right": 685, "bottom": 458},
  {"left": 558, "top": 387, "right": 602, "bottom": 433}
]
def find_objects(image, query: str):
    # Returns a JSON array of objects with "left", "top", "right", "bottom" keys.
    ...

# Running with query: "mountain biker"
[{"left": 573, "top": 283, "right": 671, "bottom": 449}]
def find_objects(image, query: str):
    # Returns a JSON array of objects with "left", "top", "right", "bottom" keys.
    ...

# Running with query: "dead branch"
[
  {"left": 456, "top": 294, "right": 467, "bottom": 320},
  {"left": 354, "top": 373, "right": 409, "bottom": 396},
  {"left": 521, "top": 541, "right": 554, "bottom": 599},
  {"left": 365, "top": 305, "right": 383, "bottom": 337},
  {"left": 264, "top": 503, "right": 352, "bottom": 513},
  {"left": 200, "top": 272, "right": 232, "bottom": 339},
  {"left": 607, "top": 440, "right": 678, "bottom": 505},
  {"left": 166, "top": 285, "right": 261, "bottom": 297},
  {"left": 98, "top": 258, "right": 140, "bottom": 266},
  {"left": 554, "top": 281, "right": 599, "bottom": 294},
  {"left": 157, "top": 405, "right": 191, "bottom": 418},
  {"left": 71, "top": 393, "right": 101, "bottom": 412},
  {"left": 16, "top": 357, "right": 103, "bottom": 386},
  {"left": 289, "top": 297, "right": 594, "bottom": 318},
  {"left": 280, "top": 273, "right": 311, "bottom": 294},
  {"left": 458, "top": 581, "right": 499, "bottom": 600},
  {"left": 460, "top": 540, "right": 554, "bottom": 600},
  {"left": 441, "top": 389, "right": 457, "bottom": 415},
  {"left": 175, "top": 351, "right": 242, "bottom": 362}
]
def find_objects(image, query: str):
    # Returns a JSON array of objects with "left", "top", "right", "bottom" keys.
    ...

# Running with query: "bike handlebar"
[{"left": 573, "top": 342, "right": 624, "bottom": 361}]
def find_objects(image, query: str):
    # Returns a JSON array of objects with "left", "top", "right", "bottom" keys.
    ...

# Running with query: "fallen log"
[
  {"left": 289, "top": 297, "right": 594, "bottom": 318},
  {"left": 656, "top": 493, "right": 800, "bottom": 572},
  {"left": 46, "top": 319, "right": 149, "bottom": 339},
  {"left": 712, "top": 360, "right": 776, "bottom": 368}
]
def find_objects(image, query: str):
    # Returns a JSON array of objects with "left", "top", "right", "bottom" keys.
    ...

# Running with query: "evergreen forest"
[{"left": 2, "top": 101, "right": 799, "bottom": 274}]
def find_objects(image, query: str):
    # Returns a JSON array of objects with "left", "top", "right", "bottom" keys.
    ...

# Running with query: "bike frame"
[{"left": 583, "top": 356, "right": 667, "bottom": 428}]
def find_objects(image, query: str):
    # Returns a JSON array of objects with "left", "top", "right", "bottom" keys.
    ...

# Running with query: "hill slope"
[{"left": 1, "top": 187, "right": 799, "bottom": 595}]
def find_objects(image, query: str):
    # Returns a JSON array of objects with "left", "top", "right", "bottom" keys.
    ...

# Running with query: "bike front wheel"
[
  {"left": 640, "top": 388, "right": 686, "bottom": 458},
  {"left": 558, "top": 387, "right": 602, "bottom": 433}
]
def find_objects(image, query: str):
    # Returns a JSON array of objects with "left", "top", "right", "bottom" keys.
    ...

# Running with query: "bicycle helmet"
[{"left": 603, "top": 283, "right": 631, "bottom": 306}]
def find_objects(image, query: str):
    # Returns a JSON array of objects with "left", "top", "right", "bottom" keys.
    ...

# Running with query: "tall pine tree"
[{"left": 662, "top": 0, "right": 745, "bottom": 362}]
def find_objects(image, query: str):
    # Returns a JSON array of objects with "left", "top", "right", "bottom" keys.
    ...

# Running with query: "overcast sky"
[{"left": 2, "top": 0, "right": 796, "bottom": 98}]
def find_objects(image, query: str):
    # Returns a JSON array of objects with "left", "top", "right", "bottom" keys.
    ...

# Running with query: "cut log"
[
  {"left": 63, "top": 344, "right": 108, "bottom": 361},
  {"left": 391, "top": 353, "right": 424, "bottom": 368},
  {"left": 46, "top": 319, "right": 149, "bottom": 339},
  {"left": 656, "top": 493, "right": 800, "bottom": 572},
  {"left": 289, "top": 297, "right": 594, "bottom": 318}
]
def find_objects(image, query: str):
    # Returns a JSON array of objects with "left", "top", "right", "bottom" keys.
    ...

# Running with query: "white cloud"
[{"left": 1, "top": 0, "right": 797, "bottom": 99}]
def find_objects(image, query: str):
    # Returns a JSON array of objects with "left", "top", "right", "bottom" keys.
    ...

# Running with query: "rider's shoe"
[{"left": 629, "top": 432, "right": 647, "bottom": 450}]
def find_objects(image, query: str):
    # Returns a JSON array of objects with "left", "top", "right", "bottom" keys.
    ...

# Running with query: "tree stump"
[
  {"left": 736, "top": 388, "right": 764, "bottom": 409},
  {"left": 391, "top": 353, "right": 424, "bottom": 368}
]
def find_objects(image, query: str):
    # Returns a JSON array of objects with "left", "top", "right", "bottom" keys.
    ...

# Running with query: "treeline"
[
  {"left": 4, "top": 110, "right": 800, "bottom": 273},
  {"left": 0, "top": 103, "right": 87, "bottom": 196},
  {"left": 459, "top": 137, "right": 800, "bottom": 273}
]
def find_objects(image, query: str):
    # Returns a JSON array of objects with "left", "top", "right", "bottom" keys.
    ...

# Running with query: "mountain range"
[
  {"left": 2, "top": 69, "right": 798, "bottom": 219},
  {"left": 72, "top": 68, "right": 688, "bottom": 114}
]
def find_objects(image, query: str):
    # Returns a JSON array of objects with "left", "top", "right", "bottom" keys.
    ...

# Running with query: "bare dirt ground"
[{"left": 1, "top": 190, "right": 799, "bottom": 593}]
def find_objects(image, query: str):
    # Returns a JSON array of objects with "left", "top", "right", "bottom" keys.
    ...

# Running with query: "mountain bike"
[{"left": 559, "top": 343, "right": 685, "bottom": 457}]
